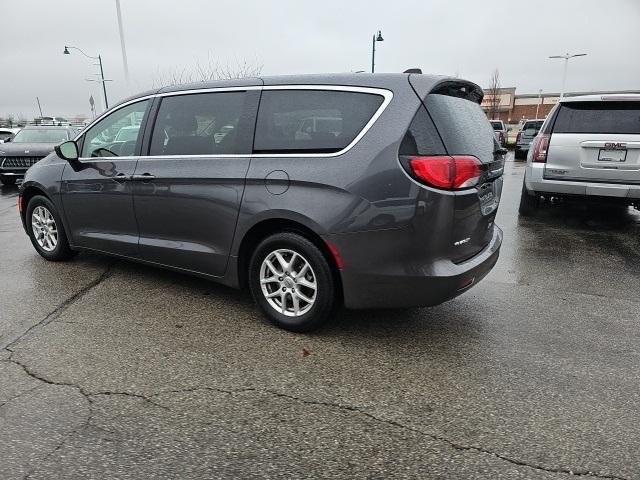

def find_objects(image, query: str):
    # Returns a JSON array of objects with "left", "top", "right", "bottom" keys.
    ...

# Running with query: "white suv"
[{"left": 520, "top": 94, "right": 640, "bottom": 215}]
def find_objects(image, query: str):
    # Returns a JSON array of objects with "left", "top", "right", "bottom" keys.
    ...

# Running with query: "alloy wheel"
[
  {"left": 31, "top": 205, "right": 58, "bottom": 252},
  {"left": 260, "top": 248, "right": 317, "bottom": 317}
]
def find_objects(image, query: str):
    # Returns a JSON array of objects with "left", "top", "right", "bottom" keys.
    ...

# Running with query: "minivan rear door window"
[
  {"left": 253, "top": 90, "right": 384, "bottom": 154},
  {"left": 426, "top": 94, "right": 496, "bottom": 165}
]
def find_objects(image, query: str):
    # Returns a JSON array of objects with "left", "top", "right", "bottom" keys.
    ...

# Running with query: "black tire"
[
  {"left": 248, "top": 232, "right": 338, "bottom": 332},
  {"left": 26, "top": 195, "right": 76, "bottom": 261},
  {"left": 518, "top": 182, "right": 539, "bottom": 217},
  {"left": 0, "top": 176, "right": 16, "bottom": 186}
]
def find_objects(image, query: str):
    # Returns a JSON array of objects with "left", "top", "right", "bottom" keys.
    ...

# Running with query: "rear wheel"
[
  {"left": 248, "top": 232, "right": 337, "bottom": 332},
  {"left": 519, "top": 182, "right": 540, "bottom": 217},
  {"left": 26, "top": 195, "right": 75, "bottom": 261},
  {"left": 0, "top": 176, "right": 16, "bottom": 186}
]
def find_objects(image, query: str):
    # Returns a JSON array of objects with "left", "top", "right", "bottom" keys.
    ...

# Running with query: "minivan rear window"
[
  {"left": 253, "top": 90, "right": 384, "bottom": 153},
  {"left": 426, "top": 94, "right": 496, "bottom": 163},
  {"left": 553, "top": 102, "right": 640, "bottom": 134}
]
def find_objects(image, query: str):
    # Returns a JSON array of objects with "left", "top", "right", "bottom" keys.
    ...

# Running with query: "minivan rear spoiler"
[
  {"left": 408, "top": 75, "right": 484, "bottom": 105},
  {"left": 430, "top": 81, "right": 484, "bottom": 104}
]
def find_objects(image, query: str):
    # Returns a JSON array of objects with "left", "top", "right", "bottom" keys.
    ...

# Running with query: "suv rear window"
[
  {"left": 253, "top": 90, "right": 384, "bottom": 153},
  {"left": 523, "top": 121, "right": 543, "bottom": 130},
  {"left": 490, "top": 121, "right": 503, "bottom": 131},
  {"left": 553, "top": 102, "right": 640, "bottom": 134},
  {"left": 426, "top": 94, "right": 496, "bottom": 163}
]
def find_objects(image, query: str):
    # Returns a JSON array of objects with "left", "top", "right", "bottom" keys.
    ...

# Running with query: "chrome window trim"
[
  {"left": 73, "top": 94, "right": 155, "bottom": 142},
  {"left": 75, "top": 85, "right": 393, "bottom": 161}
]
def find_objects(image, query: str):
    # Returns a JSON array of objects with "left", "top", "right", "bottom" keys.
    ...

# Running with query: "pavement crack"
[
  {"left": 0, "top": 385, "right": 41, "bottom": 410},
  {"left": 89, "top": 391, "right": 170, "bottom": 410},
  {"left": 248, "top": 389, "right": 631, "bottom": 480},
  {"left": 1, "top": 260, "right": 117, "bottom": 351}
]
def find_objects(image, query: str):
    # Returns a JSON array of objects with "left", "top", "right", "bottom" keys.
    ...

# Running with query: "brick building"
[{"left": 482, "top": 88, "right": 640, "bottom": 126}]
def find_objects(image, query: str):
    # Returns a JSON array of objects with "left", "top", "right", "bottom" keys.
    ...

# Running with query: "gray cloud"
[{"left": 2, "top": 0, "right": 639, "bottom": 118}]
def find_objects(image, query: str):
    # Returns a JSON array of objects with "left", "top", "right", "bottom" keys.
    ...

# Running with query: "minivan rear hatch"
[
  {"left": 407, "top": 78, "right": 504, "bottom": 263},
  {"left": 545, "top": 100, "right": 640, "bottom": 184}
]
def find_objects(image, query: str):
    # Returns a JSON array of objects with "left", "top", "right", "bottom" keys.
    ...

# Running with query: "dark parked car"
[
  {"left": 19, "top": 74, "right": 504, "bottom": 331},
  {"left": 0, "top": 125, "right": 78, "bottom": 185},
  {"left": 514, "top": 119, "right": 544, "bottom": 159}
]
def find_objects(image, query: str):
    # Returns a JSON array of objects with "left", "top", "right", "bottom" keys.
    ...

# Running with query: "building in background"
[{"left": 482, "top": 88, "right": 640, "bottom": 125}]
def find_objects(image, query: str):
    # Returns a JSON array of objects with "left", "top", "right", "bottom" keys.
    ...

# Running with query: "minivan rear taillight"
[
  {"left": 498, "top": 132, "right": 505, "bottom": 144},
  {"left": 516, "top": 131, "right": 522, "bottom": 143},
  {"left": 408, "top": 156, "right": 482, "bottom": 190},
  {"left": 533, "top": 134, "right": 550, "bottom": 162}
]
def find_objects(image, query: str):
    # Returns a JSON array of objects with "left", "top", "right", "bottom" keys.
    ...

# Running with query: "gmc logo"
[{"left": 604, "top": 142, "right": 627, "bottom": 150}]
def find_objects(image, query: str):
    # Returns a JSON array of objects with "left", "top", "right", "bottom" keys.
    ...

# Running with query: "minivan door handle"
[
  {"left": 132, "top": 173, "right": 156, "bottom": 182},
  {"left": 113, "top": 172, "right": 130, "bottom": 183}
]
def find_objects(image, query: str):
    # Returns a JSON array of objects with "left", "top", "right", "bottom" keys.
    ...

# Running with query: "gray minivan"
[{"left": 19, "top": 74, "right": 504, "bottom": 331}]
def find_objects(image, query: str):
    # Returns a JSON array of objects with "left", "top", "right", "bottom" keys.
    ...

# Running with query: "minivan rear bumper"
[{"left": 327, "top": 226, "right": 502, "bottom": 309}]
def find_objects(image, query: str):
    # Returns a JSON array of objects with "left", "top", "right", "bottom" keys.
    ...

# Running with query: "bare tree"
[
  {"left": 153, "top": 54, "right": 263, "bottom": 88},
  {"left": 486, "top": 69, "right": 501, "bottom": 120},
  {"left": 5, "top": 114, "right": 15, "bottom": 127}
]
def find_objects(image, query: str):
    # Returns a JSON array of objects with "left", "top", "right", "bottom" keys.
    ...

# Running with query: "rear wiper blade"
[{"left": 494, "top": 147, "right": 508, "bottom": 156}]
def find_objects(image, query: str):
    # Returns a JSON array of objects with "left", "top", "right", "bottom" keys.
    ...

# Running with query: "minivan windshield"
[{"left": 12, "top": 129, "right": 69, "bottom": 143}]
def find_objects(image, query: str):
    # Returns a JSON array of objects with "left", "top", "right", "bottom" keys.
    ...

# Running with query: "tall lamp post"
[
  {"left": 535, "top": 89, "right": 542, "bottom": 119},
  {"left": 549, "top": 53, "right": 586, "bottom": 99},
  {"left": 64, "top": 46, "right": 110, "bottom": 110},
  {"left": 371, "top": 30, "right": 384, "bottom": 73},
  {"left": 115, "top": 0, "right": 130, "bottom": 87}
]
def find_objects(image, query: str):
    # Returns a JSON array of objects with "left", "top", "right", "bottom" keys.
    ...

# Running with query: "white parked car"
[{"left": 520, "top": 94, "right": 640, "bottom": 215}]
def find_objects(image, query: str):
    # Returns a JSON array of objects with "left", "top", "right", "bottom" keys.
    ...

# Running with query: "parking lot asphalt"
[{"left": 1, "top": 155, "right": 640, "bottom": 479}]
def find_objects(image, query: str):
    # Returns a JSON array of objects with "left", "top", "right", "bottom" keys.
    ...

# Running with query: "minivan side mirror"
[{"left": 55, "top": 140, "right": 79, "bottom": 161}]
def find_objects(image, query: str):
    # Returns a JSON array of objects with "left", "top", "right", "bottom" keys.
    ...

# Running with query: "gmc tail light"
[
  {"left": 516, "top": 132, "right": 522, "bottom": 143},
  {"left": 533, "top": 134, "right": 550, "bottom": 162},
  {"left": 408, "top": 156, "right": 482, "bottom": 190},
  {"left": 499, "top": 132, "right": 505, "bottom": 144}
]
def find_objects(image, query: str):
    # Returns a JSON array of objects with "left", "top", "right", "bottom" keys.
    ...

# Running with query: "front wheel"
[
  {"left": 248, "top": 232, "right": 338, "bottom": 332},
  {"left": 26, "top": 195, "right": 76, "bottom": 261}
]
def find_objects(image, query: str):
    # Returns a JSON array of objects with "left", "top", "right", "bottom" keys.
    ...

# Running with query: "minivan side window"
[
  {"left": 81, "top": 100, "right": 149, "bottom": 158},
  {"left": 149, "top": 91, "right": 250, "bottom": 156},
  {"left": 553, "top": 102, "right": 640, "bottom": 134},
  {"left": 253, "top": 90, "right": 384, "bottom": 154}
]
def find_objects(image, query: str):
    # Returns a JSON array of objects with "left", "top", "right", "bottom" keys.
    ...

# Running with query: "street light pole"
[
  {"left": 115, "top": 0, "right": 130, "bottom": 87},
  {"left": 371, "top": 30, "right": 384, "bottom": 73},
  {"left": 97, "top": 54, "right": 109, "bottom": 109},
  {"left": 64, "top": 45, "right": 110, "bottom": 111},
  {"left": 535, "top": 89, "right": 542, "bottom": 118},
  {"left": 549, "top": 53, "right": 587, "bottom": 98}
]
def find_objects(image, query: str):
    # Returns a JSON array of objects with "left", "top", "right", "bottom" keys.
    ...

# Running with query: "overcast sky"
[{"left": 2, "top": 0, "right": 639, "bottom": 118}]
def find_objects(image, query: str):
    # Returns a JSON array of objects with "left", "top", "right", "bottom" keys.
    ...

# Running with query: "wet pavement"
[{"left": 1, "top": 156, "right": 639, "bottom": 479}]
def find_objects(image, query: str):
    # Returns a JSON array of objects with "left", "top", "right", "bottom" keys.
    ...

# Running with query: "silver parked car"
[
  {"left": 514, "top": 119, "right": 544, "bottom": 159},
  {"left": 520, "top": 94, "right": 640, "bottom": 215}
]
